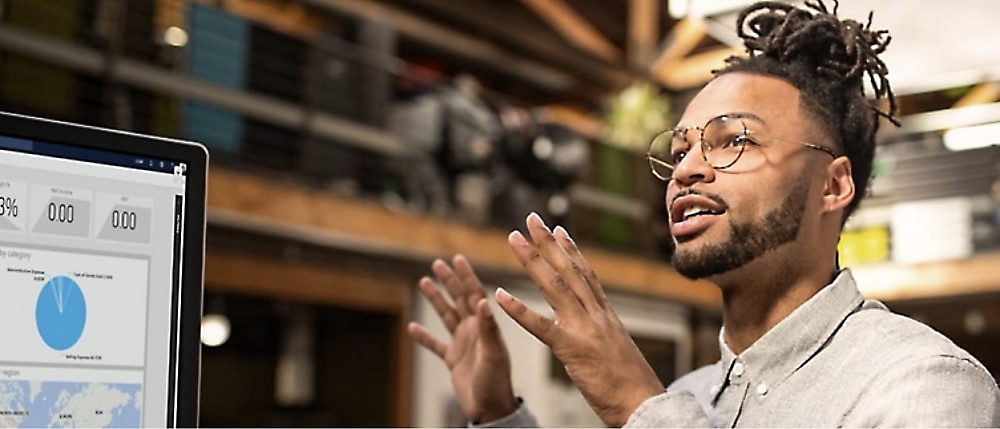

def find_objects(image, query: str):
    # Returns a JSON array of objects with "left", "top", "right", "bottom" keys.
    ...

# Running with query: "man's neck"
[{"left": 717, "top": 259, "right": 836, "bottom": 354}]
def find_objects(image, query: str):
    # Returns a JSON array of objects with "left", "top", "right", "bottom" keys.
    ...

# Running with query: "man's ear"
[{"left": 823, "top": 157, "right": 854, "bottom": 214}]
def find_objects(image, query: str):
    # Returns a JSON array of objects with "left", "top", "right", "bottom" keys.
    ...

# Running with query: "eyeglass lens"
[{"left": 649, "top": 116, "right": 750, "bottom": 179}]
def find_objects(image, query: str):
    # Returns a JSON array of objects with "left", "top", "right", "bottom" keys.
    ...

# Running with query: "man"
[{"left": 408, "top": 1, "right": 1000, "bottom": 427}]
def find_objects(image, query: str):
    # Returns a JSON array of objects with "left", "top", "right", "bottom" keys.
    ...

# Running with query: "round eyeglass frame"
[{"left": 645, "top": 114, "right": 840, "bottom": 182}]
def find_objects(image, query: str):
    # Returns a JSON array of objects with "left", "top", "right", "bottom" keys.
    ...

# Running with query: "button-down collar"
[{"left": 714, "top": 270, "right": 864, "bottom": 405}]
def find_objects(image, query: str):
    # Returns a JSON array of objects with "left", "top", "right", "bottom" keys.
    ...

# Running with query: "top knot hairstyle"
[{"left": 715, "top": 0, "right": 899, "bottom": 221}]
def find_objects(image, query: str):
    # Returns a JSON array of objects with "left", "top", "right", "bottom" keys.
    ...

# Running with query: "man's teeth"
[{"left": 682, "top": 206, "right": 715, "bottom": 220}]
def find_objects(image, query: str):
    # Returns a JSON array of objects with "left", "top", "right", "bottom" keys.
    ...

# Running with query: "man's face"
[{"left": 666, "top": 73, "right": 825, "bottom": 281}]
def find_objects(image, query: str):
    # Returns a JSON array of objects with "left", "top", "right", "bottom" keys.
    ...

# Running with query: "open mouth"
[
  {"left": 670, "top": 193, "right": 728, "bottom": 239},
  {"left": 680, "top": 206, "right": 724, "bottom": 221}
]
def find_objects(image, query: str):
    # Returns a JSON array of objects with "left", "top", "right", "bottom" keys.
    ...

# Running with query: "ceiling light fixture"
[
  {"left": 200, "top": 314, "right": 230, "bottom": 347},
  {"left": 942, "top": 122, "right": 1000, "bottom": 151},
  {"left": 164, "top": 27, "right": 189, "bottom": 48}
]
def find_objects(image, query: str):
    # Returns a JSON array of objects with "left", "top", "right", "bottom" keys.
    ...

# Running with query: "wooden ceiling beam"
[
  {"left": 628, "top": 0, "right": 660, "bottom": 70},
  {"left": 650, "top": 17, "right": 707, "bottom": 71},
  {"left": 536, "top": 104, "right": 604, "bottom": 139},
  {"left": 652, "top": 46, "right": 737, "bottom": 90},
  {"left": 648, "top": 17, "right": 740, "bottom": 90},
  {"left": 517, "top": 0, "right": 623, "bottom": 63},
  {"left": 953, "top": 82, "right": 1000, "bottom": 109}
]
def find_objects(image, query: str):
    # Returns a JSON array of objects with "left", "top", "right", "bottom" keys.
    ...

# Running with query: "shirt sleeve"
[
  {"left": 844, "top": 354, "right": 1000, "bottom": 427},
  {"left": 470, "top": 398, "right": 541, "bottom": 428},
  {"left": 623, "top": 391, "right": 713, "bottom": 428}
]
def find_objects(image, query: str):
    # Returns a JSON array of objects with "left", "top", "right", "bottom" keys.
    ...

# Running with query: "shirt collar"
[{"left": 715, "top": 270, "right": 865, "bottom": 394}]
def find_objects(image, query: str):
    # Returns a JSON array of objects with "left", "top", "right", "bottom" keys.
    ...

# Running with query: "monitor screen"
[{"left": 0, "top": 130, "right": 194, "bottom": 427}]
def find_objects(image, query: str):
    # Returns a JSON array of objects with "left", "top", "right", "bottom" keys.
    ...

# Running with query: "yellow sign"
[{"left": 838, "top": 226, "right": 890, "bottom": 267}]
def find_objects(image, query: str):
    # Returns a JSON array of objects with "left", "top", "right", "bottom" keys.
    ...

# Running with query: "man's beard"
[{"left": 671, "top": 178, "right": 810, "bottom": 279}]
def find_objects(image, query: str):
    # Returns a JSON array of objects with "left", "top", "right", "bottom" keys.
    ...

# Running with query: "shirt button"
[
  {"left": 732, "top": 361, "right": 745, "bottom": 377},
  {"left": 756, "top": 383, "right": 768, "bottom": 396}
]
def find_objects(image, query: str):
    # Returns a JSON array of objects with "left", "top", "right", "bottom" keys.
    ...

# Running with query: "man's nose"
[{"left": 671, "top": 142, "right": 716, "bottom": 187}]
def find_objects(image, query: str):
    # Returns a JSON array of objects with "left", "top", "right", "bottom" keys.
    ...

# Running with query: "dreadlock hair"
[{"left": 714, "top": 0, "right": 898, "bottom": 223}]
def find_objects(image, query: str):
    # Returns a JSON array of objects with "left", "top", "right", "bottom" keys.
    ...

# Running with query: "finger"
[
  {"left": 508, "top": 229, "right": 585, "bottom": 319},
  {"left": 418, "top": 276, "right": 460, "bottom": 333},
  {"left": 523, "top": 212, "right": 599, "bottom": 314},
  {"left": 495, "top": 287, "right": 559, "bottom": 346},
  {"left": 431, "top": 259, "right": 473, "bottom": 317},
  {"left": 553, "top": 226, "right": 609, "bottom": 309},
  {"left": 475, "top": 298, "right": 505, "bottom": 351},
  {"left": 408, "top": 322, "right": 448, "bottom": 359},
  {"left": 453, "top": 254, "right": 487, "bottom": 313}
]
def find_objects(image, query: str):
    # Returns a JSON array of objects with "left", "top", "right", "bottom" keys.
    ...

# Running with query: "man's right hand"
[{"left": 407, "top": 255, "right": 519, "bottom": 424}]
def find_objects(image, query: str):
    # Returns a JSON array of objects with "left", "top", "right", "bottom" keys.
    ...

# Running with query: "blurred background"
[{"left": 1, "top": 0, "right": 999, "bottom": 426}]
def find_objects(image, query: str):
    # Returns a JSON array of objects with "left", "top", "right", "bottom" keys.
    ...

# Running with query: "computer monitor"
[{"left": 0, "top": 111, "right": 207, "bottom": 428}]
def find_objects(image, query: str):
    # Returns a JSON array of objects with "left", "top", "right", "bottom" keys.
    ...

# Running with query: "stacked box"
[{"left": 183, "top": 4, "right": 248, "bottom": 153}]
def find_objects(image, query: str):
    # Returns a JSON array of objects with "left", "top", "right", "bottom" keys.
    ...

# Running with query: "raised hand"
[
  {"left": 495, "top": 213, "right": 666, "bottom": 427},
  {"left": 407, "top": 255, "right": 519, "bottom": 424}
]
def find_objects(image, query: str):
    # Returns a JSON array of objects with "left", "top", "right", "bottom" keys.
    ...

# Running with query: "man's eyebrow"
[
  {"left": 673, "top": 111, "right": 767, "bottom": 129},
  {"left": 723, "top": 111, "right": 767, "bottom": 124}
]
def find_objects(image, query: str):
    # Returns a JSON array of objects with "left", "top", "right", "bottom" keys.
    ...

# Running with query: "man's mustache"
[{"left": 671, "top": 189, "right": 730, "bottom": 212}]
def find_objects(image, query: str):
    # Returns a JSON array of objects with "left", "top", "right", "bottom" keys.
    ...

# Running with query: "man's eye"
[
  {"left": 726, "top": 134, "right": 753, "bottom": 148},
  {"left": 671, "top": 150, "right": 686, "bottom": 164}
]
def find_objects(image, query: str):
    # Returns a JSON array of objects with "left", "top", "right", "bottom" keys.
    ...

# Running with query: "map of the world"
[{"left": 0, "top": 381, "right": 140, "bottom": 428}]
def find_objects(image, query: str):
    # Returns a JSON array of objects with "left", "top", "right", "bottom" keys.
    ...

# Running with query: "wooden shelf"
[
  {"left": 206, "top": 167, "right": 722, "bottom": 307},
  {"left": 204, "top": 249, "right": 411, "bottom": 312},
  {"left": 204, "top": 167, "right": 1000, "bottom": 306},
  {"left": 852, "top": 253, "right": 1000, "bottom": 302}
]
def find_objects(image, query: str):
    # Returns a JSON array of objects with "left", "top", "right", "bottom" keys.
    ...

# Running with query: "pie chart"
[{"left": 35, "top": 276, "right": 87, "bottom": 351}]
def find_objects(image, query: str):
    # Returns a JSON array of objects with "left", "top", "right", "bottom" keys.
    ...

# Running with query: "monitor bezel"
[{"left": 0, "top": 111, "right": 207, "bottom": 428}]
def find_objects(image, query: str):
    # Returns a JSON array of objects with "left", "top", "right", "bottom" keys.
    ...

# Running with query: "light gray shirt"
[{"left": 484, "top": 270, "right": 1000, "bottom": 427}]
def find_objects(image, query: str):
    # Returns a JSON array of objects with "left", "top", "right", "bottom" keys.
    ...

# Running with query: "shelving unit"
[{"left": 206, "top": 167, "right": 722, "bottom": 306}]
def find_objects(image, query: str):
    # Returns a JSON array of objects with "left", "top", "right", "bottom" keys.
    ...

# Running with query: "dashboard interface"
[{"left": 0, "top": 133, "right": 190, "bottom": 427}]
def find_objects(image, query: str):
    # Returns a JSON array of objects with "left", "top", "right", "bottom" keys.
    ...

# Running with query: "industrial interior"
[{"left": 1, "top": 0, "right": 999, "bottom": 426}]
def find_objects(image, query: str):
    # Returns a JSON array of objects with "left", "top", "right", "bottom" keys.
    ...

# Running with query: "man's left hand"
[{"left": 495, "top": 212, "right": 667, "bottom": 428}]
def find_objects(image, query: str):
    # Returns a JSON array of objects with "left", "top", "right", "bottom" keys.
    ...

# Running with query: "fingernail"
[
  {"left": 508, "top": 230, "right": 528, "bottom": 245},
  {"left": 527, "top": 212, "right": 550, "bottom": 232},
  {"left": 554, "top": 225, "right": 575, "bottom": 244},
  {"left": 497, "top": 287, "right": 512, "bottom": 301}
]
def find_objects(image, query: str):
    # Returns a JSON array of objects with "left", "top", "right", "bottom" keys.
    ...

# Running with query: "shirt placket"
[{"left": 713, "top": 358, "right": 751, "bottom": 428}]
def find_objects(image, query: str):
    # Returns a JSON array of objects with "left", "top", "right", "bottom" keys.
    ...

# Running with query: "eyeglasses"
[{"left": 645, "top": 114, "right": 839, "bottom": 182}]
